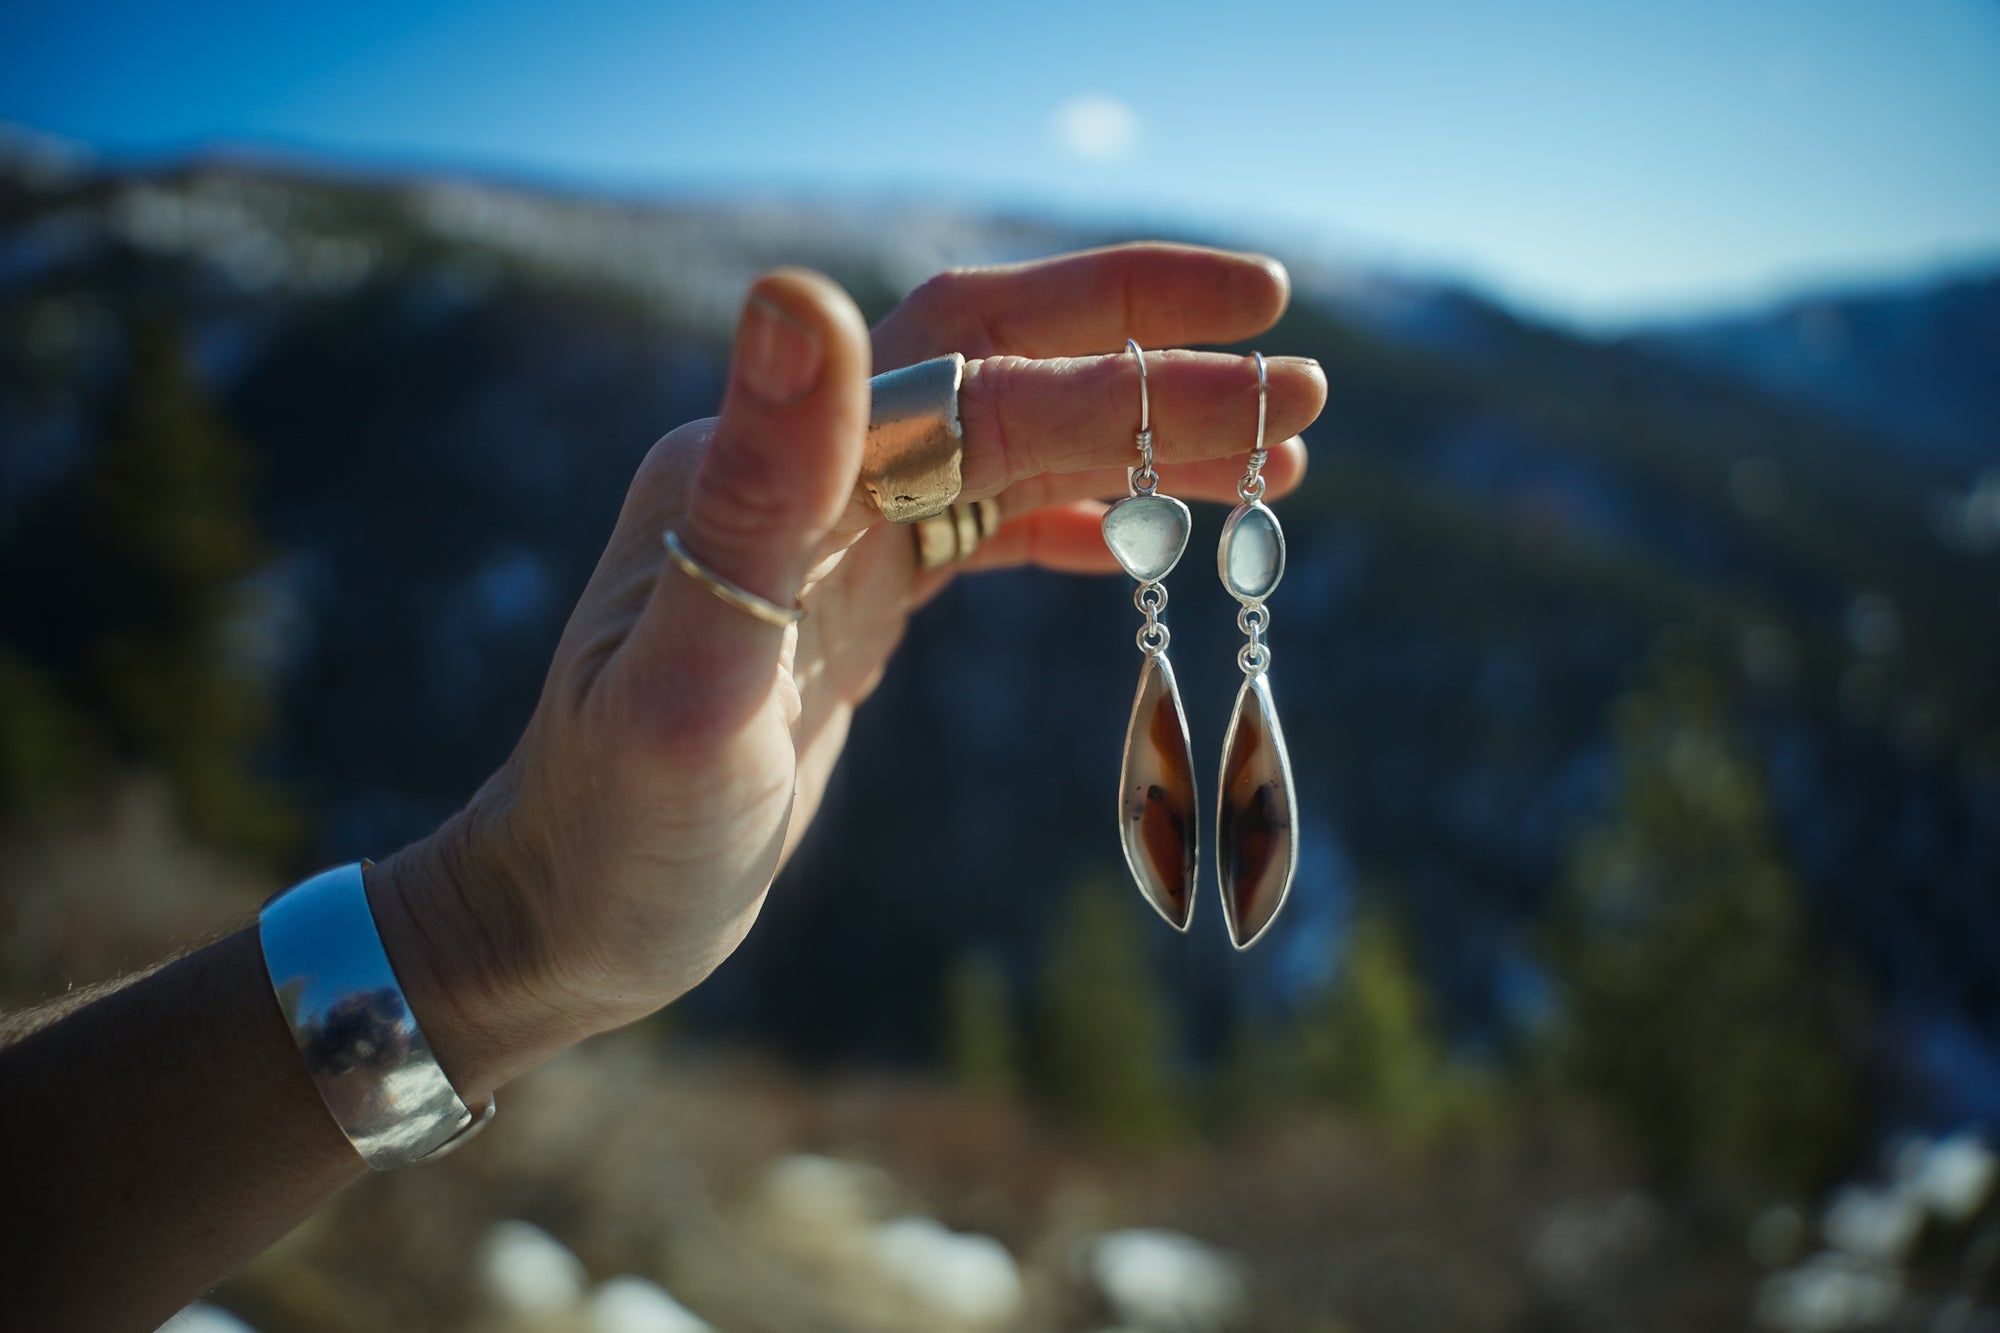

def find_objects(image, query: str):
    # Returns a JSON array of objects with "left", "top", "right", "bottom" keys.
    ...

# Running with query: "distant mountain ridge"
[{"left": 1628, "top": 266, "right": 2000, "bottom": 480}]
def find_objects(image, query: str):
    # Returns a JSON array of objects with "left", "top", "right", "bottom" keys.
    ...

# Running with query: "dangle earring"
[
  {"left": 1102, "top": 339, "right": 1199, "bottom": 931},
  {"left": 1216, "top": 353, "right": 1298, "bottom": 949}
]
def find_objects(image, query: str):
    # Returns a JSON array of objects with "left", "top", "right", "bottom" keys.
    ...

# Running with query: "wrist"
[{"left": 364, "top": 815, "right": 576, "bottom": 1101}]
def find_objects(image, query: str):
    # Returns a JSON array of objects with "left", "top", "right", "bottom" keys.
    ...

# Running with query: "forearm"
[
  {"left": 0, "top": 839, "right": 559, "bottom": 1332},
  {"left": 0, "top": 926, "right": 366, "bottom": 1331}
]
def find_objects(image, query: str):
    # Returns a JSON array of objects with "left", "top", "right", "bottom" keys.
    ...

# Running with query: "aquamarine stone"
[
  {"left": 1102, "top": 493, "right": 1192, "bottom": 584},
  {"left": 1219, "top": 502, "right": 1284, "bottom": 602}
]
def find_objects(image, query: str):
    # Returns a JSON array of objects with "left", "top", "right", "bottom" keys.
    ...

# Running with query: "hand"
[{"left": 368, "top": 244, "right": 1329, "bottom": 1098}]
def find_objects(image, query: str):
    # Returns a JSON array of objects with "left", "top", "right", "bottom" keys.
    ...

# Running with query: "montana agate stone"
[
  {"left": 1102, "top": 493, "right": 1192, "bottom": 584},
  {"left": 1119, "top": 654, "right": 1198, "bottom": 930},
  {"left": 1218, "top": 502, "right": 1285, "bottom": 603},
  {"left": 1218, "top": 674, "right": 1297, "bottom": 949}
]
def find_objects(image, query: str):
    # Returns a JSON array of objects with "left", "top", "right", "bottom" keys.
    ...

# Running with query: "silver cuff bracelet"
[{"left": 259, "top": 862, "right": 494, "bottom": 1170}]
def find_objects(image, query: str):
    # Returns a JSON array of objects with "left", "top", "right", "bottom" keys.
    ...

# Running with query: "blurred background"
[{"left": 5, "top": 2, "right": 2000, "bottom": 1330}]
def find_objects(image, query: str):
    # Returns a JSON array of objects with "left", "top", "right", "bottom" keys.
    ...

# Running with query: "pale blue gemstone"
[
  {"left": 1102, "top": 493, "right": 1192, "bottom": 584},
  {"left": 1220, "top": 503, "right": 1284, "bottom": 601}
]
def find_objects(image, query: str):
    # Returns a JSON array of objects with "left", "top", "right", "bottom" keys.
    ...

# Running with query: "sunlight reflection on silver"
[
  {"left": 863, "top": 353, "right": 965, "bottom": 522},
  {"left": 259, "top": 862, "right": 490, "bottom": 1169}
]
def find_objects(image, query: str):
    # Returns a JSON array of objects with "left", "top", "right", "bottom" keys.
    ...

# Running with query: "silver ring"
[
  {"left": 662, "top": 530, "right": 805, "bottom": 628},
  {"left": 862, "top": 353, "right": 965, "bottom": 523}
]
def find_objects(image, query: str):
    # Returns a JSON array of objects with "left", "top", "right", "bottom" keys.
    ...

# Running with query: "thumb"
[{"left": 633, "top": 269, "right": 872, "bottom": 732}]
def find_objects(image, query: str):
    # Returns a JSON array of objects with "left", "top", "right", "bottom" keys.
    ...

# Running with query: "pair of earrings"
[{"left": 1102, "top": 340, "right": 1298, "bottom": 951}]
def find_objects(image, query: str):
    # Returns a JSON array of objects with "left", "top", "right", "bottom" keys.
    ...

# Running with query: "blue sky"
[{"left": 4, "top": 0, "right": 1997, "bottom": 324}]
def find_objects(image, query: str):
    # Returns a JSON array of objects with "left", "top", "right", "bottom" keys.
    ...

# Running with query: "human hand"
[{"left": 367, "top": 244, "right": 1328, "bottom": 1098}]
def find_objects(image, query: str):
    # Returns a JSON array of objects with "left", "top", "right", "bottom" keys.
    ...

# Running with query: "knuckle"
[
  {"left": 690, "top": 435, "right": 796, "bottom": 547},
  {"left": 655, "top": 417, "right": 716, "bottom": 457},
  {"left": 901, "top": 268, "right": 986, "bottom": 340},
  {"left": 622, "top": 676, "right": 743, "bottom": 761},
  {"left": 637, "top": 418, "right": 715, "bottom": 485},
  {"left": 893, "top": 266, "right": 1020, "bottom": 359},
  {"left": 900, "top": 270, "right": 961, "bottom": 326}
]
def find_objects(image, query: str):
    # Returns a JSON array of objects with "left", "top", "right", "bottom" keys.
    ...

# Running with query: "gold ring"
[
  {"left": 912, "top": 498, "right": 1002, "bottom": 571},
  {"left": 861, "top": 353, "right": 965, "bottom": 523},
  {"left": 662, "top": 530, "right": 805, "bottom": 628}
]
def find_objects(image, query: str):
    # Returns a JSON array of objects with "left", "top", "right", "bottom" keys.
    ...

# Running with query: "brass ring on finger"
[{"left": 912, "top": 498, "right": 1002, "bottom": 571}]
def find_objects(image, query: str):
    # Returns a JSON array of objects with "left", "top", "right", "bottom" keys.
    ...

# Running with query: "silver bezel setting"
[
  {"left": 1216, "top": 499, "right": 1287, "bottom": 606},
  {"left": 1216, "top": 672, "right": 1299, "bottom": 951},
  {"left": 1118, "top": 653, "right": 1198, "bottom": 933}
]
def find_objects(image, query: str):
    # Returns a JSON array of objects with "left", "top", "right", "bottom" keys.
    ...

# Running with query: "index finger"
[{"left": 872, "top": 243, "right": 1291, "bottom": 368}]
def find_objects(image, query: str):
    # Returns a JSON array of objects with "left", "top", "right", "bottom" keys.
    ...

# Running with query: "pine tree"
[
  {"left": 1548, "top": 660, "right": 1862, "bottom": 1193},
  {"left": 945, "top": 948, "right": 1021, "bottom": 1099},
  {"left": 0, "top": 648, "right": 94, "bottom": 818},
  {"left": 81, "top": 318, "right": 295, "bottom": 859},
  {"left": 1291, "top": 906, "right": 1502, "bottom": 1148},
  {"left": 1298, "top": 910, "right": 1441, "bottom": 1116},
  {"left": 1034, "top": 876, "right": 1181, "bottom": 1148}
]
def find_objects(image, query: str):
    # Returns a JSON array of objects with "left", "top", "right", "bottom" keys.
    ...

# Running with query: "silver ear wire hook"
[
  {"left": 1253, "top": 350, "right": 1267, "bottom": 457},
  {"left": 1128, "top": 336, "right": 1151, "bottom": 433},
  {"left": 1241, "top": 352, "right": 1269, "bottom": 502},
  {"left": 1128, "top": 337, "right": 1158, "bottom": 496}
]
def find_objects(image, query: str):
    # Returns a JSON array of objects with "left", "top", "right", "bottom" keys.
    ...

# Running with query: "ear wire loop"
[
  {"left": 1241, "top": 351, "right": 1269, "bottom": 502},
  {"left": 1127, "top": 337, "right": 1157, "bottom": 494}
]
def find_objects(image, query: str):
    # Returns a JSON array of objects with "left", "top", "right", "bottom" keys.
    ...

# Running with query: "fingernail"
[
  {"left": 735, "top": 294, "right": 823, "bottom": 406},
  {"left": 1268, "top": 355, "right": 1321, "bottom": 371}
]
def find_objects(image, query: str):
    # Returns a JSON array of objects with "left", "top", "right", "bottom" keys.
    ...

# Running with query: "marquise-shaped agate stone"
[
  {"left": 1119, "top": 654, "right": 1198, "bottom": 930},
  {"left": 1102, "top": 493, "right": 1192, "bottom": 585},
  {"left": 1218, "top": 501, "right": 1285, "bottom": 603},
  {"left": 1218, "top": 673, "right": 1297, "bottom": 949}
]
